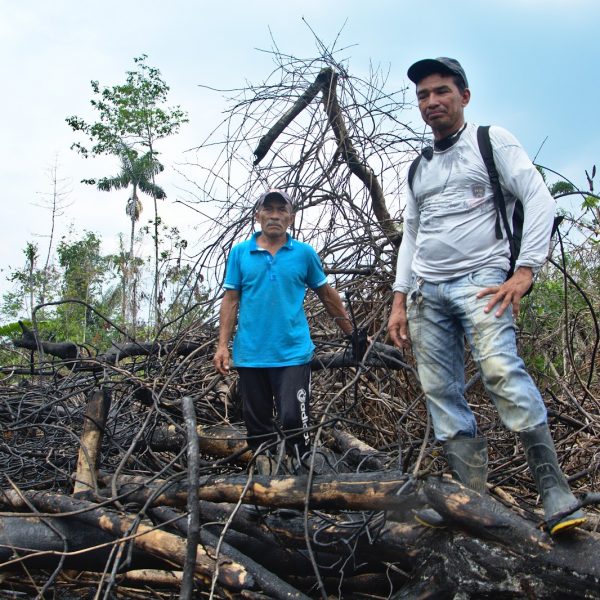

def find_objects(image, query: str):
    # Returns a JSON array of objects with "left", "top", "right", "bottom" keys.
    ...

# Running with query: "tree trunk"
[{"left": 73, "top": 387, "right": 111, "bottom": 494}]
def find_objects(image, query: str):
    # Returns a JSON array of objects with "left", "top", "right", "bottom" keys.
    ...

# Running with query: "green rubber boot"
[
  {"left": 519, "top": 424, "right": 586, "bottom": 535},
  {"left": 414, "top": 437, "right": 488, "bottom": 528},
  {"left": 443, "top": 437, "right": 488, "bottom": 494}
]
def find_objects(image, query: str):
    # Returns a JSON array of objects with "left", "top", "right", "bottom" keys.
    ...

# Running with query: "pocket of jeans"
[
  {"left": 406, "top": 274, "right": 418, "bottom": 311},
  {"left": 468, "top": 267, "right": 507, "bottom": 288}
]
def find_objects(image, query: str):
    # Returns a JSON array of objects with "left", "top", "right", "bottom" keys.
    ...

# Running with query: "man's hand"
[
  {"left": 477, "top": 267, "right": 534, "bottom": 319},
  {"left": 388, "top": 292, "right": 411, "bottom": 349},
  {"left": 213, "top": 345, "right": 231, "bottom": 376}
]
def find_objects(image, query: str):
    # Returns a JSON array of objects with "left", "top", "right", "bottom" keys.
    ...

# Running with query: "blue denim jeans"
[{"left": 407, "top": 267, "right": 547, "bottom": 441}]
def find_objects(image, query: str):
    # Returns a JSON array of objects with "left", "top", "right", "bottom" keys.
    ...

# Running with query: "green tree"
[
  {"left": 66, "top": 54, "right": 188, "bottom": 331},
  {"left": 55, "top": 232, "right": 113, "bottom": 344},
  {"left": 1, "top": 234, "right": 119, "bottom": 349},
  {"left": 94, "top": 145, "right": 166, "bottom": 332},
  {"left": 2, "top": 243, "right": 59, "bottom": 324}
]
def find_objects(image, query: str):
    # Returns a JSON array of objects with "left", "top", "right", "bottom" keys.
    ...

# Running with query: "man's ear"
[{"left": 461, "top": 88, "right": 471, "bottom": 107}]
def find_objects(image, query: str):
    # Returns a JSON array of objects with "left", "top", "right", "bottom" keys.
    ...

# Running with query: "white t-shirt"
[{"left": 393, "top": 123, "right": 556, "bottom": 293}]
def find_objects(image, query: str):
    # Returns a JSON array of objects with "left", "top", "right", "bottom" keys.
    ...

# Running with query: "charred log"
[
  {"left": 0, "top": 490, "right": 255, "bottom": 591},
  {"left": 13, "top": 321, "right": 78, "bottom": 360}
]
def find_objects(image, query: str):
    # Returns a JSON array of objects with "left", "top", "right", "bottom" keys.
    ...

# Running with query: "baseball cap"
[
  {"left": 407, "top": 57, "right": 468, "bottom": 88},
  {"left": 255, "top": 189, "right": 294, "bottom": 210}
]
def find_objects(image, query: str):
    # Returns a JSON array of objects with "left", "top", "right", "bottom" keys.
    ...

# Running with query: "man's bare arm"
[
  {"left": 213, "top": 289, "right": 240, "bottom": 375},
  {"left": 314, "top": 284, "right": 353, "bottom": 335}
]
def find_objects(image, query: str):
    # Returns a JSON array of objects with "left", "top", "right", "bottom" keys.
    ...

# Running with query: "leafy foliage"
[
  {"left": 66, "top": 55, "right": 188, "bottom": 159},
  {"left": 95, "top": 146, "right": 166, "bottom": 201},
  {"left": 517, "top": 166, "right": 599, "bottom": 392}
]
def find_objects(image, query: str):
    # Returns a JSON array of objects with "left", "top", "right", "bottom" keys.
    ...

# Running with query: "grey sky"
[{"left": 1, "top": 0, "right": 598, "bottom": 304}]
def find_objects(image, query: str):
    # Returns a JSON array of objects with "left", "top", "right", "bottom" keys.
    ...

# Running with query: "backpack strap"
[
  {"left": 477, "top": 125, "right": 518, "bottom": 260},
  {"left": 407, "top": 154, "right": 423, "bottom": 193}
]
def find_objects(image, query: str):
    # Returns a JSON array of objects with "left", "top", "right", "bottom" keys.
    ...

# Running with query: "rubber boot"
[
  {"left": 414, "top": 437, "right": 488, "bottom": 528},
  {"left": 520, "top": 424, "right": 586, "bottom": 535},
  {"left": 443, "top": 437, "right": 488, "bottom": 494}
]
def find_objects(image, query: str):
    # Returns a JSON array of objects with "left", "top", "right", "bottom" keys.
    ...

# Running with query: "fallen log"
[
  {"left": 0, "top": 514, "right": 170, "bottom": 571},
  {"left": 12, "top": 321, "right": 77, "bottom": 360},
  {"left": 68, "top": 568, "right": 184, "bottom": 589},
  {"left": 329, "top": 427, "right": 387, "bottom": 471},
  {"left": 2, "top": 468, "right": 599, "bottom": 597},
  {"left": 101, "top": 471, "right": 600, "bottom": 593},
  {"left": 11, "top": 322, "right": 207, "bottom": 369},
  {"left": 153, "top": 505, "right": 311, "bottom": 600},
  {"left": 421, "top": 476, "right": 600, "bottom": 580},
  {"left": 101, "top": 468, "right": 596, "bottom": 547},
  {"left": 15, "top": 323, "right": 414, "bottom": 375},
  {"left": 310, "top": 341, "right": 415, "bottom": 372},
  {"left": 0, "top": 490, "right": 255, "bottom": 591},
  {"left": 99, "top": 339, "right": 206, "bottom": 364},
  {"left": 108, "top": 468, "right": 415, "bottom": 512},
  {"left": 148, "top": 424, "right": 343, "bottom": 475},
  {"left": 148, "top": 422, "right": 251, "bottom": 460}
]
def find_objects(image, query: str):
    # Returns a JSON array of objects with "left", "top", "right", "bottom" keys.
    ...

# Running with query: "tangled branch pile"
[{"left": 1, "top": 43, "right": 600, "bottom": 598}]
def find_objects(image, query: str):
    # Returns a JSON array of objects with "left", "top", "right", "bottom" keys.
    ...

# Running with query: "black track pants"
[{"left": 237, "top": 365, "right": 311, "bottom": 454}]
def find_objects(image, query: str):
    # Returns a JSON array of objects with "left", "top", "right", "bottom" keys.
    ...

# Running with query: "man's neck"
[
  {"left": 257, "top": 232, "right": 288, "bottom": 254},
  {"left": 433, "top": 122, "right": 467, "bottom": 148}
]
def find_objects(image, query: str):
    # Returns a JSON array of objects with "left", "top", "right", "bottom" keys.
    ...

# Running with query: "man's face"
[
  {"left": 416, "top": 73, "right": 471, "bottom": 139},
  {"left": 255, "top": 198, "right": 294, "bottom": 239}
]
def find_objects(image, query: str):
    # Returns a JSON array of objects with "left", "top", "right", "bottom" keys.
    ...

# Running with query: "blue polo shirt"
[{"left": 224, "top": 232, "right": 328, "bottom": 367}]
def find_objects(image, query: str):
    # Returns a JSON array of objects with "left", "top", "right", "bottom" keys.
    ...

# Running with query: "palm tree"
[{"left": 96, "top": 145, "right": 166, "bottom": 334}]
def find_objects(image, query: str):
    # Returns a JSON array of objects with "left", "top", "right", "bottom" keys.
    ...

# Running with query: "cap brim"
[
  {"left": 255, "top": 190, "right": 293, "bottom": 209},
  {"left": 407, "top": 58, "right": 454, "bottom": 84}
]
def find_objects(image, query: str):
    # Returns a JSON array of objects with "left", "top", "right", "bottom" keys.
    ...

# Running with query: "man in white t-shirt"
[{"left": 388, "top": 57, "right": 585, "bottom": 534}]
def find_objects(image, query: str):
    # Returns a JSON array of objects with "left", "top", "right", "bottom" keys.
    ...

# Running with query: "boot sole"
[
  {"left": 413, "top": 508, "right": 447, "bottom": 529},
  {"left": 549, "top": 515, "right": 586, "bottom": 535}
]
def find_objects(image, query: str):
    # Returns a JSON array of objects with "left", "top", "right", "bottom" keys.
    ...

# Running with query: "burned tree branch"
[
  {"left": 1, "top": 490, "right": 255, "bottom": 591},
  {"left": 13, "top": 321, "right": 78, "bottom": 360},
  {"left": 320, "top": 68, "right": 397, "bottom": 241},
  {"left": 253, "top": 68, "right": 332, "bottom": 165},
  {"left": 252, "top": 66, "right": 399, "bottom": 240}
]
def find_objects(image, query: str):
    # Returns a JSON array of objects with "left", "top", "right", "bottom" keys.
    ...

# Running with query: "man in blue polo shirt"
[{"left": 214, "top": 189, "right": 353, "bottom": 469}]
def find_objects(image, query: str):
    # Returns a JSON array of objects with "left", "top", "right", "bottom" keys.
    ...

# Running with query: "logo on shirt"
[{"left": 472, "top": 183, "right": 485, "bottom": 198}]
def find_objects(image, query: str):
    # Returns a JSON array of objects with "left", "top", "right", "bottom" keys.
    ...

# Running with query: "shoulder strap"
[
  {"left": 407, "top": 154, "right": 423, "bottom": 193},
  {"left": 477, "top": 125, "right": 517, "bottom": 259}
]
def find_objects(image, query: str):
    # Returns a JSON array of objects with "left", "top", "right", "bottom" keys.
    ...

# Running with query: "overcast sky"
[{"left": 1, "top": 0, "right": 598, "bottom": 304}]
